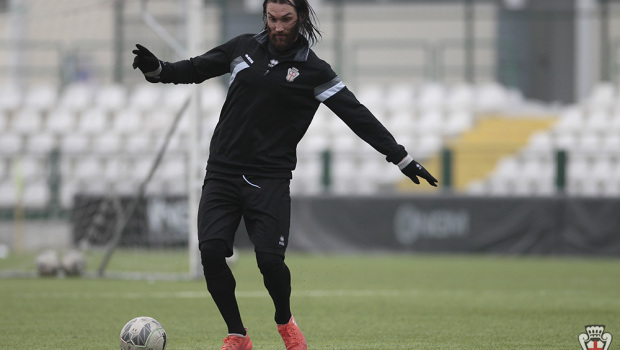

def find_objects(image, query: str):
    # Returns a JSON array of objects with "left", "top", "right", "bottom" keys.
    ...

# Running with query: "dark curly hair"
[{"left": 262, "top": 0, "right": 322, "bottom": 47}]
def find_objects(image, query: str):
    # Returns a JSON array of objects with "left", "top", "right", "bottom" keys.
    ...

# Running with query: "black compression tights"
[
  {"left": 201, "top": 242, "right": 292, "bottom": 335},
  {"left": 201, "top": 241, "right": 245, "bottom": 335},
  {"left": 256, "top": 252, "right": 292, "bottom": 325}
]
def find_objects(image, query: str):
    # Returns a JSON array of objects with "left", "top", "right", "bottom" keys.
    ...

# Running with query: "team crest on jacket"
[{"left": 286, "top": 67, "right": 300, "bottom": 82}]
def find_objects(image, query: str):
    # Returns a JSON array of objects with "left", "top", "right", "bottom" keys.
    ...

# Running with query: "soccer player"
[{"left": 132, "top": 0, "right": 437, "bottom": 349}]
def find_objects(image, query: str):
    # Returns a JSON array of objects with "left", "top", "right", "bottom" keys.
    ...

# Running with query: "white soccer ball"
[
  {"left": 61, "top": 250, "right": 86, "bottom": 276},
  {"left": 120, "top": 316, "right": 167, "bottom": 350},
  {"left": 36, "top": 249, "right": 60, "bottom": 277}
]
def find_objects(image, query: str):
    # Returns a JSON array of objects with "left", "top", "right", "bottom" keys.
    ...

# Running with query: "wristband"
[
  {"left": 397, "top": 154, "right": 414, "bottom": 170},
  {"left": 144, "top": 62, "right": 162, "bottom": 78}
]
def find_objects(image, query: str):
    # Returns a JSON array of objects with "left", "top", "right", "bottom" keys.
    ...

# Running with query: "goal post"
[{"left": 97, "top": 97, "right": 191, "bottom": 277}]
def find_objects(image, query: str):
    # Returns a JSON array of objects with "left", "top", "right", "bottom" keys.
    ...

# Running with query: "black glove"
[
  {"left": 132, "top": 44, "right": 161, "bottom": 78},
  {"left": 400, "top": 155, "right": 438, "bottom": 187}
]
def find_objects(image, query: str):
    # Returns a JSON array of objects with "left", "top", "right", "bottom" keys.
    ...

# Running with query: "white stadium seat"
[
  {"left": 95, "top": 84, "right": 128, "bottom": 112},
  {"left": 47, "top": 108, "right": 78, "bottom": 134},
  {"left": 23, "top": 85, "right": 58, "bottom": 112},
  {"left": 58, "top": 83, "right": 95, "bottom": 111},
  {"left": 78, "top": 108, "right": 109, "bottom": 134},
  {"left": 27, "top": 133, "right": 58, "bottom": 154},
  {"left": 12, "top": 108, "right": 44, "bottom": 134},
  {"left": 0, "top": 85, "right": 22, "bottom": 111}
]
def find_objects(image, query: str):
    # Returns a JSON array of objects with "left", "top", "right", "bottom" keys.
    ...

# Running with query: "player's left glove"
[
  {"left": 399, "top": 155, "right": 438, "bottom": 187},
  {"left": 132, "top": 44, "right": 162, "bottom": 81}
]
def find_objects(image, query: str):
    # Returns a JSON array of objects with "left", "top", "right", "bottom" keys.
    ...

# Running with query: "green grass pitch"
[{"left": 1, "top": 251, "right": 619, "bottom": 349}]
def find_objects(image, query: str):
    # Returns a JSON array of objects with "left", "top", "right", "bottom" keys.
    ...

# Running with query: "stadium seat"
[
  {"left": 12, "top": 108, "right": 45, "bottom": 135},
  {"left": 576, "top": 133, "right": 601, "bottom": 153},
  {"left": 297, "top": 134, "right": 329, "bottom": 155},
  {"left": 553, "top": 132, "right": 578, "bottom": 152},
  {"left": 59, "top": 180, "right": 77, "bottom": 209},
  {"left": 491, "top": 157, "right": 520, "bottom": 183},
  {"left": 129, "top": 83, "right": 163, "bottom": 111},
  {"left": 78, "top": 108, "right": 109, "bottom": 134},
  {"left": 554, "top": 108, "right": 584, "bottom": 135},
  {"left": 387, "top": 110, "right": 416, "bottom": 138},
  {"left": 357, "top": 83, "right": 386, "bottom": 115},
  {"left": 385, "top": 83, "right": 415, "bottom": 114},
  {"left": 58, "top": 83, "right": 95, "bottom": 111},
  {"left": 590, "top": 157, "right": 614, "bottom": 184},
  {"left": 95, "top": 83, "right": 128, "bottom": 112},
  {"left": 330, "top": 132, "right": 360, "bottom": 156},
  {"left": 27, "top": 133, "right": 58, "bottom": 154},
  {"left": 22, "top": 180, "right": 50, "bottom": 208},
  {"left": 331, "top": 155, "right": 358, "bottom": 194},
  {"left": 446, "top": 83, "right": 474, "bottom": 112},
  {"left": 112, "top": 108, "right": 143, "bottom": 134},
  {"left": 23, "top": 84, "right": 58, "bottom": 112},
  {"left": 475, "top": 82, "right": 508, "bottom": 112},
  {"left": 292, "top": 153, "right": 323, "bottom": 195},
  {"left": 583, "top": 110, "right": 609, "bottom": 134},
  {"left": 200, "top": 83, "right": 226, "bottom": 112},
  {"left": 163, "top": 85, "right": 191, "bottom": 110},
  {"left": 59, "top": 134, "right": 90, "bottom": 155},
  {"left": 0, "top": 181, "right": 18, "bottom": 207},
  {"left": 0, "top": 111, "right": 8, "bottom": 130},
  {"left": 73, "top": 157, "right": 104, "bottom": 180},
  {"left": 443, "top": 110, "right": 473, "bottom": 137},
  {"left": 0, "top": 160, "right": 6, "bottom": 181},
  {"left": 124, "top": 132, "right": 154, "bottom": 155},
  {"left": 0, "top": 85, "right": 22, "bottom": 112},
  {"left": 46, "top": 108, "right": 78, "bottom": 134},
  {"left": 0, "top": 133, "right": 23, "bottom": 154},
  {"left": 159, "top": 157, "right": 187, "bottom": 181},
  {"left": 585, "top": 82, "right": 615, "bottom": 111},
  {"left": 145, "top": 108, "right": 175, "bottom": 133},
  {"left": 521, "top": 157, "right": 553, "bottom": 184},
  {"left": 91, "top": 132, "right": 123, "bottom": 154},
  {"left": 416, "top": 110, "right": 444, "bottom": 135},
  {"left": 417, "top": 83, "right": 446, "bottom": 112},
  {"left": 12, "top": 157, "right": 44, "bottom": 182},
  {"left": 524, "top": 131, "right": 554, "bottom": 154},
  {"left": 103, "top": 158, "right": 129, "bottom": 183},
  {"left": 567, "top": 156, "right": 591, "bottom": 195},
  {"left": 416, "top": 134, "right": 442, "bottom": 158},
  {"left": 608, "top": 111, "right": 620, "bottom": 133},
  {"left": 601, "top": 132, "right": 620, "bottom": 153}
]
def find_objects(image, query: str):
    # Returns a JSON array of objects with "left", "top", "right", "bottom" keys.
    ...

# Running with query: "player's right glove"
[
  {"left": 132, "top": 44, "right": 162, "bottom": 81},
  {"left": 399, "top": 154, "right": 438, "bottom": 187}
]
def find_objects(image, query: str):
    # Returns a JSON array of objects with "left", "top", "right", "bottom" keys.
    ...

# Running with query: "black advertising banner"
[
  {"left": 72, "top": 195, "right": 620, "bottom": 255},
  {"left": 289, "top": 196, "right": 561, "bottom": 254}
]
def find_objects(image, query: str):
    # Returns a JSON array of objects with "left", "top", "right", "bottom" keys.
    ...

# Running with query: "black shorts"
[{"left": 197, "top": 171, "right": 291, "bottom": 257}]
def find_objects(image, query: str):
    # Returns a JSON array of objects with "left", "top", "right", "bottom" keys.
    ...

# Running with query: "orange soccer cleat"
[
  {"left": 277, "top": 316, "right": 307, "bottom": 350},
  {"left": 220, "top": 329, "right": 252, "bottom": 350}
]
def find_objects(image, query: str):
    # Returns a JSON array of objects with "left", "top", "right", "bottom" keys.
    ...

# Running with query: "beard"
[{"left": 268, "top": 22, "right": 300, "bottom": 52}]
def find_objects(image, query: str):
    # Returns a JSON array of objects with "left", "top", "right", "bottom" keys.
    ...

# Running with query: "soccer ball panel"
[{"left": 120, "top": 316, "right": 167, "bottom": 350}]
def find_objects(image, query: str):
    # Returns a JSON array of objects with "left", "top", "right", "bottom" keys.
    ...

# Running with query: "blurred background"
[{"left": 1, "top": 0, "right": 619, "bottom": 277}]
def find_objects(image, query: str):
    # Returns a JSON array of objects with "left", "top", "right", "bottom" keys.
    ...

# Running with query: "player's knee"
[
  {"left": 256, "top": 252, "right": 285, "bottom": 275},
  {"left": 200, "top": 240, "right": 228, "bottom": 269}
]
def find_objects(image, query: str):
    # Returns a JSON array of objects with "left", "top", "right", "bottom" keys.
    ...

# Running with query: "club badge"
[
  {"left": 579, "top": 325, "right": 612, "bottom": 350},
  {"left": 286, "top": 67, "right": 300, "bottom": 82}
]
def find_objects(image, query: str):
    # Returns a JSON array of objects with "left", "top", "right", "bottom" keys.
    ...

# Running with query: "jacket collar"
[{"left": 254, "top": 30, "right": 310, "bottom": 62}]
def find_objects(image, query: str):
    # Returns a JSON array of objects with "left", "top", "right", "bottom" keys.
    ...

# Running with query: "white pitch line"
[{"left": 13, "top": 289, "right": 422, "bottom": 300}]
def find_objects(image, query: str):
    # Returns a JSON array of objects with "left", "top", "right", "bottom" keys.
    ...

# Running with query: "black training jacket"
[{"left": 155, "top": 31, "right": 407, "bottom": 179}]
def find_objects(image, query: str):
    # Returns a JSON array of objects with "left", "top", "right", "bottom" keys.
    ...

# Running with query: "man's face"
[{"left": 266, "top": 1, "right": 299, "bottom": 52}]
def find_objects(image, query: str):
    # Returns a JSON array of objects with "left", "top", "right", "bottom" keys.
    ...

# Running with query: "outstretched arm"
[{"left": 322, "top": 84, "right": 437, "bottom": 187}]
